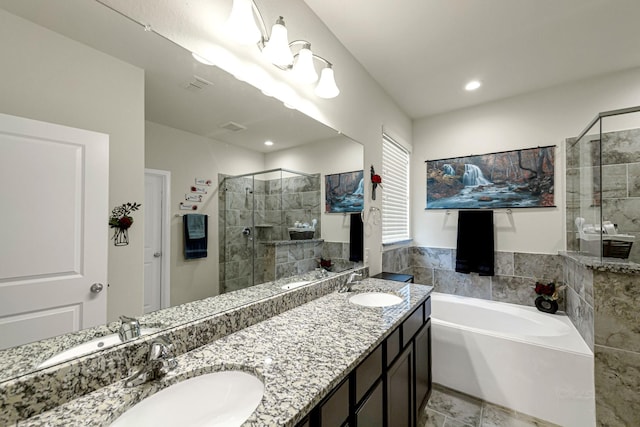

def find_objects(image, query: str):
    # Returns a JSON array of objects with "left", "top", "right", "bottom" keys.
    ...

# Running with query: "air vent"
[
  {"left": 219, "top": 121, "right": 247, "bottom": 132},
  {"left": 184, "top": 75, "right": 213, "bottom": 91}
]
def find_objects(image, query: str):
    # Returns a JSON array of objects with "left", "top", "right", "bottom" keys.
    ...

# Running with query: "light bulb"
[
  {"left": 262, "top": 17, "right": 293, "bottom": 66},
  {"left": 465, "top": 80, "right": 482, "bottom": 91},
  {"left": 226, "top": 0, "right": 261, "bottom": 45},
  {"left": 315, "top": 65, "right": 340, "bottom": 98},
  {"left": 291, "top": 43, "right": 318, "bottom": 84}
]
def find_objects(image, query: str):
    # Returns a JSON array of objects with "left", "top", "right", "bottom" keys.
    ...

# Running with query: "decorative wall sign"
[
  {"left": 195, "top": 178, "right": 212, "bottom": 186},
  {"left": 180, "top": 202, "right": 198, "bottom": 210},
  {"left": 426, "top": 146, "right": 555, "bottom": 209},
  {"left": 325, "top": 170, "right": 364, "bottom": 213},
  {"left": 185, "top": 194, "right": 203, "bottom": 202},
  {"left": 190, "top": 185, "right": 207, "bottom": 194}
]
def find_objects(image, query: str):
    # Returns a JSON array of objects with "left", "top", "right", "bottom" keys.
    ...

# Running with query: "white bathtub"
[{"left": 431, "top": 292, "right": 594, "bottom": 427}]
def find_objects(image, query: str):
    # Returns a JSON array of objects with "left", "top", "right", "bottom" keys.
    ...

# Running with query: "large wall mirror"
[{"left": 0, "top": 0, "right": 363, "bottom": 382}]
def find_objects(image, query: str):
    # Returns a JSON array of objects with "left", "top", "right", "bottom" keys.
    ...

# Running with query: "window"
[{"left": 381, "top": 133, "right": 410, "bottom": 244}]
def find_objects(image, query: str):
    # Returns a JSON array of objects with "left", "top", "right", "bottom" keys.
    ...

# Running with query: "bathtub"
[{"left": 430, "top": 292, "right": 594, "bottom": 427}]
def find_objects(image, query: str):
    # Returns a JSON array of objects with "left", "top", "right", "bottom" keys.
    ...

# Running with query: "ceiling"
[
  {"left": 304, "top": 0, "right": 640, "bottom": 119},
  {"left": 0, "top": 0, "right": 339, "bottom": 153}
]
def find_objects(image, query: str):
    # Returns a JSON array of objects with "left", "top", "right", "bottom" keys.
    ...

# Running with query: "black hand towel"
[
  {"left": 455, "top": 210, "right": 494, "bottom": 276},
  {"left": 183, "top": 214, "right": 208, "bottom": 259},
  {"left": 349, "top": 213, "right": 364, "bottom": 262}
]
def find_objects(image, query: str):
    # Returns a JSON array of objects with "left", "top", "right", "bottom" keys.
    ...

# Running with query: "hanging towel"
[
  {"left": 183, "top": 214, "right": 208, "bottom": 259},
  {"left": 455, "top": 210, "right": 494, "bottom": 276},
  {"left": 349, "top": 213, "right": 364, "bottom": 262}
]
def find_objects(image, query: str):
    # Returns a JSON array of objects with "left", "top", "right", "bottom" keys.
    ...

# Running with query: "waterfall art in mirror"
[
  {"left": 426, "top": 146, "right": 555, "bottom": 209},
  {"left": 325, "top": 170, "right": 364, "bottom": 213}
]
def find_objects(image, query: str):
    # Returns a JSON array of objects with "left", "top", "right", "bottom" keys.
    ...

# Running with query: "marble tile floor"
[{"left": 419, "top": 384, "right": 560, "bottom": 427}]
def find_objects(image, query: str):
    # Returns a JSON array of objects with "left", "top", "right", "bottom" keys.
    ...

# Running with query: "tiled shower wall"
[
  {"left": 219, "top": 173, "right": 321, "bottom": 293},
  {"left": 566, "top": 128, "right": 640, "bottom": 263},
  {"left": 383, "top": 246, "right": 564, "bottom": 309}
]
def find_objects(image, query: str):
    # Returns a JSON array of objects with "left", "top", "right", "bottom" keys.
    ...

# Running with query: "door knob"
[
  {"left": 153, "top": 252, "right": 162, "bottom": 257},
  {"left": 90, "top": 283, "right": 104, "bottom": 293}
]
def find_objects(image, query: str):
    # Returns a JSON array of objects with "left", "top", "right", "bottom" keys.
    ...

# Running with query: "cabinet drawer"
[
  {"left": 386, "top": 327, "right": 401, "bottom": 367},
  {"left": 320, "top": 378, "right": 349, "bottom": 427},
  {"left": 402, "top": 302, "right": 424, "bottom": 347},
  {"left": 355, "top": 344, "right": 382, "bottom": 404},
  {"left": 424, "top": 296, "right": 431, "bottom": 319}
]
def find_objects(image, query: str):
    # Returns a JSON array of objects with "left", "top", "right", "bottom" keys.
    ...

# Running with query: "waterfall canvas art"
[
  {"left": 426, "top": 146, "right": 555, "bottom": 209},
  {"left": 325, "top": 170, "right": 364, "bottom": 213}
]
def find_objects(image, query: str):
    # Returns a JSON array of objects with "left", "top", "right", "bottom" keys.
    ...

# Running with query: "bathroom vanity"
[
  {"left": 2, "top": 273, "right": 432, "bottom": 426},
  {"left": 298, "top": 292, "right": 431, "bottom": 427}
]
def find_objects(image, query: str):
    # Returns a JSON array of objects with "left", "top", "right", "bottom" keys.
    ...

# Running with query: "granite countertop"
[
  {"left": 560, "top": 251, "right": 640, "bottom": 274},
  {"left": 0, "top": 270, "right": 337, "bottom": 381},
  {"left": 18, "top": 279, "right": 432, "bottom": 427}
]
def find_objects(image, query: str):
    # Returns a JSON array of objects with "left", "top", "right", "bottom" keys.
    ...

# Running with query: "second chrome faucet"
[{"left": 125, "top": 336, "right": 177, "bottom": 387}]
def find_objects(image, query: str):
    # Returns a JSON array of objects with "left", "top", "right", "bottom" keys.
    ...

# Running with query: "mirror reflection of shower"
[{"left": 219, "top": 168, "right": 321, "bottom": 293}]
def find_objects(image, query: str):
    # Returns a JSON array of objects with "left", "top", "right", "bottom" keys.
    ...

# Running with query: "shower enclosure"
[
  {"left": 219, "top": 168, "right": 321, "bottom": 293},
  {"left": 566, "top": 106, "right": 640, "bottom": 263}
]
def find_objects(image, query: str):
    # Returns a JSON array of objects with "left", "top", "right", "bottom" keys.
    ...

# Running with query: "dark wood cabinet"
[
  {"left": 414, "top": 319, "right": 432, "bottom": 421},
  {"left": 319, "top": 378, "right": 350, "bottom": 427},
  {"left": 300, "top": 297, "right": 431, "bottom": 427},
  {"left": 356, "top": 381, "right": 384, "bottom": 427},
  {"left": 387, "top": 344, "right": 413, "bottom": 427}
]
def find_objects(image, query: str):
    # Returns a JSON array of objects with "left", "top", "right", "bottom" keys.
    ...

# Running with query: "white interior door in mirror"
[
  {"left": 0, "top": 113, "right": 108, "bottom": 350},
  {"left": 144, "top": 171, "right": 164, "bottom": 313}
]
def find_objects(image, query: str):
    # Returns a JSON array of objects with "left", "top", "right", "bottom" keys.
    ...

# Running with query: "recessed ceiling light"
[
  {"left": 264, "top": 140, "right": 274, "bottom": 146},
  {"left": 465, "top": 80, "right": 482, "bottom": 91}
]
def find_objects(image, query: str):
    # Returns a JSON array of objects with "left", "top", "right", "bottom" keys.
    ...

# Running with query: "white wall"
[
  {"left": 412, "top": 67, "right": 640, "bottom": 254},
  {"left": 0, "top": 10, "right": 145, "bottom": 321},
  {"left": 265, "top": 135, "right": 364, "bottom": 242},
  {"left": 145, "top": 121, "right": 264, "bottom": 305}
]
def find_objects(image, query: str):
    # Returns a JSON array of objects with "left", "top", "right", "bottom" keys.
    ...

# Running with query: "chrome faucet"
[
  {"left": 339, "top": 272, "right": 362, "bottom": 293},
  {"left": 118, "top": 315, "right": 141, "bottom": 342},
  {"left": 125, "top": 336, "right": 178, "bottom": 387}
]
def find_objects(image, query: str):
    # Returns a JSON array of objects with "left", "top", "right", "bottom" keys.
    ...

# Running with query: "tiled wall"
[
  {"left": 562, "top": 255, "right": 594, "bottom": 350},
  {"left": 383, "top": 246, "right": 564, "bottom": 309},
  {"left": 592, "top": 269, "right": 640, "bottom": 425},
  {"left": 322, "top": 241, "right": 359, "bottom": 272},
  {"left": 566, "top": 128, "right": 640, "bottom": 263},
  {"left": 219, "top": 173, "right": 321, "bottom": 292},
  {"left": 262, "top": 241, "right": 323, "bottom": 282}
]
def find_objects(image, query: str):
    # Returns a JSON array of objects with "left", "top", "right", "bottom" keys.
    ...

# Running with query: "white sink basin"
[
  {"left": 349, "top": 292, "right": 403, "bottom": 307},
  {"left": 281, "top": 280, "right": 311, "bottom": 290},
  {"left": 110, "top": 370, "right": 264, "bottom": 427},
  {"left": 37, "top": 328, "right": 159, "bottom": 369}
]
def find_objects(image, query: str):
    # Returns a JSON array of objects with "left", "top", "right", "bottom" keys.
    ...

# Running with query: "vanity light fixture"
[
  {"left": 225, "top": 0, "right": 340, "bottom": 98},
  {"left": 465, "top": 80, "right": 482, "bottom": 91}
]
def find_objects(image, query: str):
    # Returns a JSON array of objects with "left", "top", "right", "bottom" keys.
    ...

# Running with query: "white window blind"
[{"left": 382, "top": 133, "right": 410, "bottom": 244}]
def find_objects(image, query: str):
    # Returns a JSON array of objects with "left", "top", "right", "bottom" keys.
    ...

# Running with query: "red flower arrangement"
[
  {"left": 533, "top": 281, "right": 565, "bottom": 314},
  {"left": 371, "top": 165, "right": 383, "bottom": 200},
  {"left": 109, "top": 202, "right": 141, "bottom": 246},
  {"left": 534, "top": 281, "right": 556, "bottom": 297}
]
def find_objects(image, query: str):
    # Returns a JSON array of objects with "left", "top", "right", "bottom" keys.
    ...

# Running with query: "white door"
[
  {"left": 0, "top": 113, "right": 109, "bottom": 350},
  {"left": 144, "top": 170, "right": 169, "bottom": 313}
]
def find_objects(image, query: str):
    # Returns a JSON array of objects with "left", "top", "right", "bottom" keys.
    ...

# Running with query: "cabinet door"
[
  {"left": 387, "top": 344, "right": 413, "bottom": 427},
  {"left": 320, "top": 378, "right": 350, "bottom": 427},
  {"left": 356, "top": 381, "right": 383, "bottom": 427},
  {"left": 414, "top": 319, "right": 432, "bottom": 421}
]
